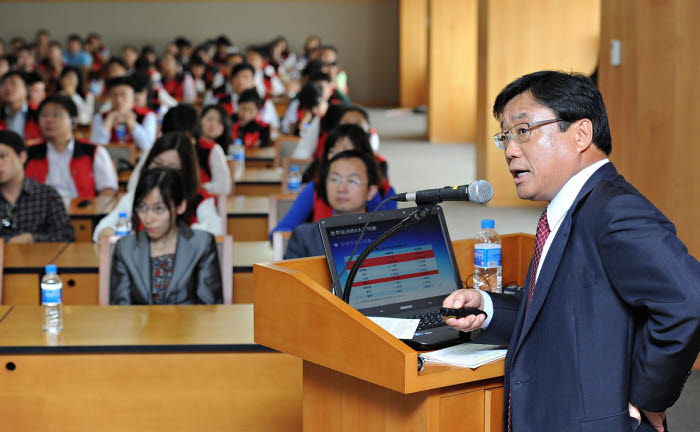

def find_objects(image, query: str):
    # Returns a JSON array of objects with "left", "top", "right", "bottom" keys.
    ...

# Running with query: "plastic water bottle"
[
  {"left": 229, "top": 138, "right": 245, "bottom": 179},
  {"left": 473, "top": 219, "right": 502, "bottom": 293},
  {"left": 42, "top": 264, "right": 64, "bottom": 334},
  {"left": 115, "top": 122, "right": 127, "bottom": 143},
  {"left": 287, "top": 165, "right": 302, "bottom": 194},
  {"left": 114, "top": 211, "right": 132, "bottom": 237}
]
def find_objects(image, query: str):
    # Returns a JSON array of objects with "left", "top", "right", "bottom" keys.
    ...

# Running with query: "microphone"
[{"left": 391, "top": 180, "right": 494, "bottom": 204}]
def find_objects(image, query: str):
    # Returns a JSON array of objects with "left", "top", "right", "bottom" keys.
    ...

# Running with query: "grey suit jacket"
[
  {"left": 110, "top": 224, "right": 223, "bottom": 305},
  {"left": 284, "top": 222, "right": 326, "bottom": 259}
]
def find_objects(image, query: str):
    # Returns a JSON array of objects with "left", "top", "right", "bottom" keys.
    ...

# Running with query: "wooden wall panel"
[
  {"left": 599, "top": 0, "right": 699, "bottom": 256},
  {"left": 476, "top": 0, "right": 600, "bottom": 206},
  {"left": 399, "top": 0, "right": 428, "bottom": 108},
  {"left": 427, "top": 0, "right": 478, "bottom": 143}
]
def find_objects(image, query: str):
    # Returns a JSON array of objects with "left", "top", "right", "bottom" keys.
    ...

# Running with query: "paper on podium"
[
  {"left": 421, "top": 343, "right": 507, "bottom": 369},
  {"left": 367, "top": 317, "right": 420, "bottom": 340}
]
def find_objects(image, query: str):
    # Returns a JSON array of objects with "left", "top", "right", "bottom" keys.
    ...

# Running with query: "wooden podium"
[{"left": 254, "top": 234, "right": 534, "bottom": 432}]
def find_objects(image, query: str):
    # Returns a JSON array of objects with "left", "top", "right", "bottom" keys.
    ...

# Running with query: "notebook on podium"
[{"left": 318, "top": 206, "right": 466, "bottom": 350}]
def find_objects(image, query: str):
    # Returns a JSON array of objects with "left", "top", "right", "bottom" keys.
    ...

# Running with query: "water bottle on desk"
[
  {"left": 114, "top": 212, "right": 132, "bottom": 237},
  {"left": 229, "top": 138, "right": 245, "bottom": 179},
  {"left": 473, "top": 219, "right": 502, "bottom": 293},
  {"left": 42, "top": 264, "right": 63, "bottom": 334},
  {"left": 287, "top": 165, "right": 302, "bottom": 194}
]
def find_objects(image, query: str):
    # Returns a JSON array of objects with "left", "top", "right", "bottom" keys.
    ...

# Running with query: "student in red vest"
[
  {"left": 26, "top": 95, "right": 117, "bottom": 199},
  {"left": 231, "top": 88, "right": 271, "bottom": 149},
  {"left": 0, "top": 71, "right": 42, "bottom": 145},
  {"left": 90, "top": 76, "right": 157, "bottom": 151},
  {"left": 245, "top": 47, "right": 285, "bottom": 98},
  {"left": 200, "top": 104, "right": 232, "bottom": 150},
  {"left": 281, "top": 70, "right": 333, "bottom": 135},
  {"left": 25, "top": 72, "right": 46, "bottom": 110},
  {"left": 127, "top": 105, "right": 230, "bottom": 196}
]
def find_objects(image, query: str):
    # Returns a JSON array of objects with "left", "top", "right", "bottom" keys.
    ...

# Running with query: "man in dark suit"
[{"left": 443, "top": 71, "right": 700, "bottom": 432}]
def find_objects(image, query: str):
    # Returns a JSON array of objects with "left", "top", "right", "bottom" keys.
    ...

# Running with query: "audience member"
[
  {"left": 285, "top": 149, "right": 379, "bottom": 259},
  {"left": 273, "top": 125, "right": 396, "bottom": 236},
  {"left": 339, "top": 105, "right": 380, "bottom": 152},
  {"left": 0, "top": 130, "right": 75, "bottom": 243},
  {"left": 14, "top": 45, "right": 36, "bottom": 73},
  {"left": 94, "top": 132, "right": 223, "bottom": 241},
  {"left": 90, "top": 76, "right": 157, "bottom": 150},
  {"left": 39, "top": 41, "right": 64, "bottom": 92},
  {"left": 200, "top": 104, "right": 232, "bottom": 149},
  {"left": 27, "top": 95, "right": 117, "bottom": 198},
  {"left": 127, "top": 105, "right": 231, "bottom": 195},
  {"left": 232, "top": 88, "right": 270, "bottom": 148},
  {"left": 25, "top": 72, "right": 46, "bottom": 109},
  {"left": 0, "top": 71, "right": 43, "bottom": 144},
  {"left": 281, "top": 70, "right": 332, "bottom": 135},
  {"left": 63, "top": 34, "right": 92, "bottom": 68},
  {"left": 319, "top": 45, "right": 350, "bottom": 103},
  {"left": 57, "top": 66, "right": 94, "bottom": 125},
  {"left": 110, "top": 167, "right": 222, "bottom": 305},
  {"left": 290, "top": 82, "right": 329, "bottom": 159},
  {"left": 246, "top": 47, "right": 285, "bottom": 98},
  {"left": 121, "top": 45, "right": 139, "bottom": 72}
]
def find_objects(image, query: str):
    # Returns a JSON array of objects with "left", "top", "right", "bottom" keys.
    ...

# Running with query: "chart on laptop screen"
[{"left": 325, "top": 213, "right": 459, "bottom": 310}]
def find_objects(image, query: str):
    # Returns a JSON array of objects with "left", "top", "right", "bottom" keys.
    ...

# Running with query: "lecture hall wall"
[{"left": 0, "top": 0, "right": 399, "bottom": 106}]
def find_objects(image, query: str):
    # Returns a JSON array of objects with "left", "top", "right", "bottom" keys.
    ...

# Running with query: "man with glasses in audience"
[
  {"left": 285, "top": 149, "right": 378, "bottom": 259},
  {"left": 441, "top": 71, "right": 699, "bottom": 432},
  {"left": 0, "top": 130, "right": 74, "bottom": 243}
]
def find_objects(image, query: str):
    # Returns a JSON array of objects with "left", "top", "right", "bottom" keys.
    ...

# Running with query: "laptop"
[{"left": 318, "top": 206, "right": 465, "bottom": 350}]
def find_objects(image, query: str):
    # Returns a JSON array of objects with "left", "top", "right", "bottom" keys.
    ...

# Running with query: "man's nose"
[{"left": 504, "top": 139, "right": 522, "bottom": 160}]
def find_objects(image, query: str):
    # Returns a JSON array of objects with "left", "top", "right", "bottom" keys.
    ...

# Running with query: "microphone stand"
[{"left": 342, "top": 204, "right": 437, "bottom": 304}]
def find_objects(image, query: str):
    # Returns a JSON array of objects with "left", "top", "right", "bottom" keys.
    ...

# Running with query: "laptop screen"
[{"left": 319, "top": 206, "right": 462, "bottom": 316}]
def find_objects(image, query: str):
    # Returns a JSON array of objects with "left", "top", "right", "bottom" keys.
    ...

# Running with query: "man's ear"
[
  {"left": 19, "top": 150, "right": 27, "bottom": 165},
  {"left": 366, "top": 184, "right": 379, "bottom": 202},
  {"left": 574, "top": 118, "right": 594, "bottom": 153},
  {"left": 175, "top": 199, "right": 187, "bottom": 216}
]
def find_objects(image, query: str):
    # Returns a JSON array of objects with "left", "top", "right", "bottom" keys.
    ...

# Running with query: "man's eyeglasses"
[
  {"left": 328, "top": 176, "right": 365, "bottom": 189},
  {"left": 493, "top": 119, "right": 565, "bottom": 150},
  {"left": 1, "top": 203, "right": 16, "bottom": 233}
]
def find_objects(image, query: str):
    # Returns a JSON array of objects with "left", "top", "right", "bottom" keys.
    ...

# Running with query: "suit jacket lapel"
[
  {"left": 133, "top": 233, "right": 152, "bottom": 305},
  {"left": 511, "top": 162, "right": 619, "bottom": 356}
]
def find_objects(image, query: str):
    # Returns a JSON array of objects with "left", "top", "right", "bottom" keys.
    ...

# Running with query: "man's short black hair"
[
  {"left": 23, "top": 72, "right": 43, "bottom": 87},
  {"left": 0, "top": 130, "right": 26, "bottom": 155},
  {"left": 308, "top": 71, "right": 332, "bottom": 84},
  {"left": 67, "top": 34, "right": 82, "bottom": 43},
  {"left": 107, "top": 76, "right": 133, "bottom": 91},
  {"left": 231, "top": 62, "right": 254, "bottom": 79},
  {"left": 38, "top": 94, "right": 79, "bottom": 119},
  {"left": 174, "top": 37, "right": 192, "bottom": 48},
  {"left": 493, "top": 70, "right": 612, "bottom": 155},
  {"left": 1, "top": 70, "right": 25, "bottom": 84},
  {"left": 297, "top": 82, "right": 323, "bottom": 111},
  {"left": 302, "top": 60, "right": 324, "bottom": 79},
  {"left": 105, "top": 57, "right": 127, "bottom": 70},
  {"left": 238, "top": 88, "right": 262, "bottom": 108},
  {"left": 129, "top": 73, "right": 151, "bottom": 93},
  {"left": 342, "top": 105, "right": 369, "bottom": 122},
  {"left": 216, "top": 35, "right": 232, "bottom": 46},
  {"left": 189, "top": 56, "right": 206, "bottom": 67}
]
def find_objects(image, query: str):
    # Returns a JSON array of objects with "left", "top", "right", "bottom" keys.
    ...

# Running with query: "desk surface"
[
  {"left": 237, "top": 167, "right": 282, "bottom": 184},
  {"left": 0, "top": 304, "right": 262, "bottom": 353},
  {"left": 3, "top": 243, "right": 66, "bottom": 270},
  {"left": 64, "top": 195, "right": 119, "bottom": 217},
  {"left": 227, "top": 195, "right": 269, "bottom": 216},
  {"left": 234, "top": 241, "right": 273, "bottom": 269},
  {"left": 246, "top": 146, "right": 275, "bottom": 161}
]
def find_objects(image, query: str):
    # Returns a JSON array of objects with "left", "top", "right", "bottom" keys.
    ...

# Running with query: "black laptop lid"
[{"left": 318, "top": 206, "right": 462, "bottom": 317}]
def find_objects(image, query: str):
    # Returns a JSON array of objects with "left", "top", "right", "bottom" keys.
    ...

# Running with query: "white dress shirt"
[
  {"left": 479, "top": 159, "right": 611, "bottom": 329},
  {"left": 45, "top": 138, "right": 119, "bottom": 198},
  {"left": 89, "top": 111, "right": 157, "bottom": 151}
]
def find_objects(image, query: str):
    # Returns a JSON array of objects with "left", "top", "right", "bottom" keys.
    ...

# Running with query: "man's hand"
[
  {"left": 441, "top": 289, "right": 486, "bottom": 332},
  {"left": 8, "top": 233, "right": 34, "bottom": 244},
  {"left": 629, "top": 403, "right": 666, "bottom": 432}
]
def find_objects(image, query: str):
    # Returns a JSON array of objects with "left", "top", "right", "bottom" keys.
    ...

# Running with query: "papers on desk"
[
  {"left": 421, "top": 343, "right": 507, "bottom": 369},
  {"left": 367, "top": 317, "right": 420, "bottom": 340}
]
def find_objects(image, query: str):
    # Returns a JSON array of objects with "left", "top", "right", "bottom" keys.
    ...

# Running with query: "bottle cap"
[
  {"left": 118, "top": 212, "right": 127, "bottom": 218},
  {"left": 290, "top": 165, "right": 298, "bottom": 171},
  {"left": 481, "top": 219, "right": 495, "bottom": 229},
  {"left": 234, "top": 138, "right": 243, "bottom": 145},
  {"left": 45, "top": 264, "right": 57, "bottom": 274}
]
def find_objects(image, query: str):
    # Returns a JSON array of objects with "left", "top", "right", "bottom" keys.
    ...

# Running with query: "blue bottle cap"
[
  {"left": 481, "top": 219, "right": 495, "bottom": 229},
  {"left": 290, "top": 165, "right": 299, "bottom": 171},
  {"left": 118, "top": 212, "right": 127, "bottom": 218},
  {"left": 45, "top": 264, "right": 57, "bottom": 274},
  {"left": 234, "top": 138, "right": 243, "bottom": 145}
]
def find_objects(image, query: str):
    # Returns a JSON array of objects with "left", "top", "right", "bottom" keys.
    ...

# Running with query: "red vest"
[
  {"left": 0, "top": 106, "right": 43, "bottom": 145},
  {"left": 195, "top": 138, "right": 217, "bottom": 184},
  {"left": 25, "top": 139, "right": 98, "bottom": 198},
  {"left": 312, "top": 189, "right": 334, "bottom": 222},
  {"left": 232, "top": 119, "right": 271, "bottom": 148},
  {"left": 161, "top": 75, "right": 184, "bottom": 99}
]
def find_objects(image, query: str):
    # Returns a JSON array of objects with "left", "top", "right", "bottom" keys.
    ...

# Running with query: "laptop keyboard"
[{"left": 407, "top": 311, "right": 446, "bottom": 331}]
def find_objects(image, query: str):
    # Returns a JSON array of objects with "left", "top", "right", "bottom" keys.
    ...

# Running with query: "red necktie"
[{"left": 508, "top": 208, "right": 550, "bottom": 432}]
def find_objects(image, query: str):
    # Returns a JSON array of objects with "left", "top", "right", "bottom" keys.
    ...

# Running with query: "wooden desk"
[
  {"left": 245, "top": 146, "right": 276, "bottom": 168},
  {"left": 226, "top": 195, "right": 269, "bottom": 241},
  {"left": 64, "top": 195, "right": 118, "bottom": 242},
  {"left": 236, "top": 167, "right": 282, "bottom": 196},
  {"left": 2, "top": 241, "right": 273, "bottom": 305},
  {"left": 2, "top": 243, "right": 68, "bottom": 305},
  {"left": 233, "top": 241, "right": 273, "bottom": 303},
  {"left": 0, "top": 305, "right": 302, "bottom": 431}
]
